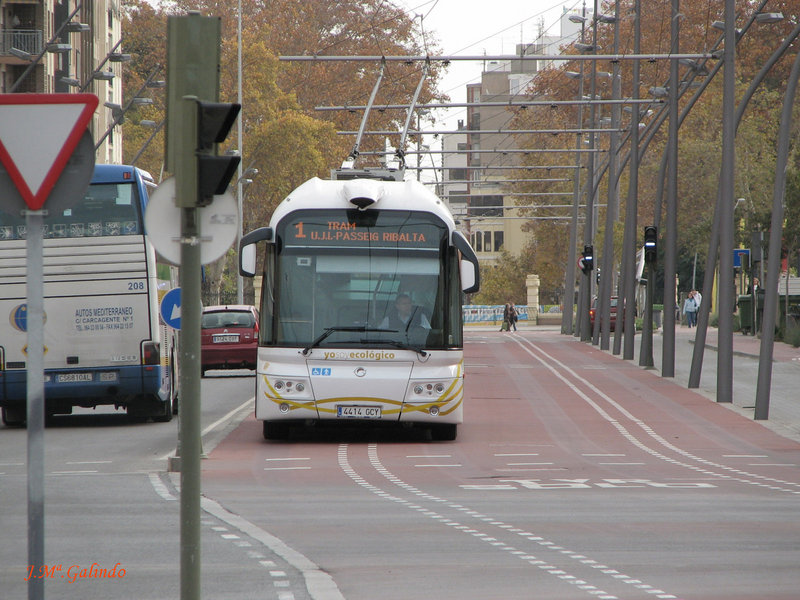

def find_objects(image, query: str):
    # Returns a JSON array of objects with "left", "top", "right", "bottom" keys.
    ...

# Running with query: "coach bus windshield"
[
  {"left": 0, "top": 182, "right": 141, "bottom": 240},
  {"left": 266, "top": 209, "right": 462, "bottom": 350}
]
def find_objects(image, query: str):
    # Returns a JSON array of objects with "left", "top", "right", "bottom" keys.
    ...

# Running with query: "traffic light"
[
  {"left": 581, "top": 245, "right": 594, "bottom": 274},
  {"left": 644, "top": 226, "right": 657, "bottom": 265},
  {"left": 195, "top": 99, "right": 241, "bottom": 206}
]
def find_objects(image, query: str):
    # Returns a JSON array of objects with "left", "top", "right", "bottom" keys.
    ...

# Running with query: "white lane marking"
[
  {"left": 149, "top": 474, "right": 338, "bottom": 600},
  {"left": 158, "top": 397, "right": 255, "bottom": 461},
  {"left": 149, "top": 472, "right": 176, "bottom": 501},
  {"left": 51, "top": 470, "right": 97, "bottom": 474},
  {"left": 347, "top": 443, "right": 688, "bottom": 600},
  {"left": 723, "top": 454, "right": 767, "bottom": 458},
  {"left": 407, "top": 454, "right": 452, "bottom": 458},
  {"left": 414, "top": 464, "right": 462, "bottom": 468},
  {"left": 66, "top": 460, "right": 112, "bottom": 464},
  {"left": 582, "top": 454, "right": 626, "bottom": 457},
  {"left": 513, "top": 336, "right": 800, "bottom": 496},
  {"left": 495, "top": 453, "right": 540, "bottom": 457},
  {"left": 507, "top": 462, "right": 553, "bottom": 466},
  {"left": 266, "top": 457, "right": 310, "bottom": 462},
  {"left": 259, "top": 560, "right": 277, "bottom": 567},
  {"left": 598, "top": 462, "right": 646, "bottom": 466},
  {"left": 201, "top": 496, "right": 345, "bottom": 600},
  {"left": 264, "top": 466, "right": 312, "bottom": 471}
]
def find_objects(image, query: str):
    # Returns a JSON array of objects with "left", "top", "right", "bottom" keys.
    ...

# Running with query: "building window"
[
  {"left": 449, "top": 168, "right": 466, "bottom": 181},
  {"left": 469, "top": 195, "right": 502, "bottom": 217},
  {"left": 494, "top": 231, "right": 504, "bottom": 251}
]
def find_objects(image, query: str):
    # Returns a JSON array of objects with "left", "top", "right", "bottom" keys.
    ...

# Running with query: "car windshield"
[{"left": 202, "top": 311, "right": 255, "bottom": 329}]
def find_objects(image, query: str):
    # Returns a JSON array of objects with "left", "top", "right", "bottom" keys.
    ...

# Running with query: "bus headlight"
[
  {"left": 267, "top": 376, "right": 312, "bottom": 399},
  {"left": 408, "top": 380, "right": 454, "bottom": 400}
]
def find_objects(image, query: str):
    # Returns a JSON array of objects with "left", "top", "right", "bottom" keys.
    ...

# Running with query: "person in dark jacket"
[{"left": 380, "top": 293, "right": 431, "bottom": 331}]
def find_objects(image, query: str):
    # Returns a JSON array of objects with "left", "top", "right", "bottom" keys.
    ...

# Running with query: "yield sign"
[{"left": 0, "top": 93, "right": 98, "bottom": 210}]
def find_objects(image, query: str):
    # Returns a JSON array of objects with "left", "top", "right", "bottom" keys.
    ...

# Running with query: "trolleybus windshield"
[{"left": 271, "top": 209, "right": 459, "bottom": 350}]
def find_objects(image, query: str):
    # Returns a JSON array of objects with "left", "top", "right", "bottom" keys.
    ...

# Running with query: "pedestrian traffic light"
[
  {"left": 194, "top": 99, "right": 241, "bottom": 206},
  {"left": 581, "top": 245, "right": 594, "bottom": 274},
  {"left": 644, "top": 226, "right": 657, "bottom": 265}
]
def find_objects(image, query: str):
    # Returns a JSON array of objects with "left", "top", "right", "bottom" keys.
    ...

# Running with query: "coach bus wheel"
[
  {"left": 430, "top": 423, "right": 457, "bottom": 441},
  {"left": 151, "top": 396, "right": 173, "bottom": 423},
  {"left": 263, "top": 421, "right": 289, "bottom": 440},
  {"left": 1, "top": 407, "right": 25, "bottom": 427}
]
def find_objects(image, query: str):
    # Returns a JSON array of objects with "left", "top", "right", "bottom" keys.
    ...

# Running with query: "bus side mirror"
[
  {"left": 239, "top": 227, "right": 272, "bottom": 277},
  {"left": 452, "top": 231, "right": 480, "bottom": 294}
]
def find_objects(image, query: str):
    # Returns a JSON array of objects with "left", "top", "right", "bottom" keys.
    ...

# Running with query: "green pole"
[{"left": 167, "top": 13, "right": 222, "bottom": 599}]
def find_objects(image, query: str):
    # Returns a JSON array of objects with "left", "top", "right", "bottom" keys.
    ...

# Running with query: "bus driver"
[{"left": 379, "top": 293, "right": 431, "bottom": 331}]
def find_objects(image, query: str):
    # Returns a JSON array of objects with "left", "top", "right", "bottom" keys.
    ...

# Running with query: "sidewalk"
[
  {"left": 471, "top": 318, "right": 800, "bottom": 444},
  {"left": 667, "top": 324, "right": 800, "bottom": 443}
]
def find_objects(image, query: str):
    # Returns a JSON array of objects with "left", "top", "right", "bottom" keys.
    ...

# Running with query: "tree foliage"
[
  {"left": 119, "top": 0, "right": 443, "bottom": 300},
  {"left": 507, "top": 0, "right": 800, "bottom": 300}
]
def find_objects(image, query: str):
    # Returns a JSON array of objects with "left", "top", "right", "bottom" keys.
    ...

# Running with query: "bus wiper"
[
  {"left": 361, "top": 338, "right": 428, "bottom": 358},
  {"left": 302, "top": 326, "right": 394, "bottom": 356}
]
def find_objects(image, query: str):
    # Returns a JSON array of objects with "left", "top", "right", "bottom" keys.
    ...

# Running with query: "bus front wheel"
[
  {"left": 430, "top": 423, "right": 457, "bottom": 441},
  {"left": 263, "top": 421, "right": 289, "bottom": 440}
]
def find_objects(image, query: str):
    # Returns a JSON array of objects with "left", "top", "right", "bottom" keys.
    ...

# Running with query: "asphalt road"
[{"left": 2, "top": 333, "right": 799, "bottom": 600}]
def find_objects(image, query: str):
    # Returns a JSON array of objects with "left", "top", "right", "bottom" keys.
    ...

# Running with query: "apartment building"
[
  {"left": 1, "top": 0, "right": 126, "bottom": 164},
  {"left": 441, "top": 10, "right": 584, "bottom": 267}
]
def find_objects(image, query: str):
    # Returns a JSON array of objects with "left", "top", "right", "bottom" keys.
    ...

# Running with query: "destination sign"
[{"left": 280, "top": 210, "right": 446, "bottom": 249}]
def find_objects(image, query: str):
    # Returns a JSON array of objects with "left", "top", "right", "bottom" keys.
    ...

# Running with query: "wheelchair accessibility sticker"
[{"left": 311, "top": 367, "right": 332, "bottom": 376}]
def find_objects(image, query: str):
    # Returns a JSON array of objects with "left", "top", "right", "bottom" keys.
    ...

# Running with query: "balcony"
[{"left": 0, "top": 29, "right": 43, "bottom": 57}]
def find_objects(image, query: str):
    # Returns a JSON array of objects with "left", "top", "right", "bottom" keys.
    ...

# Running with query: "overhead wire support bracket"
[
  {"left": 316, "top": 98, "right": 661, "bottom": 112},
  {"left": 280, "top": 53, "right": 715, "bottom": 63},
  {"left": 396, "top": 58, "right": 431, "bottom": 169},
  {"left": 340, "top": 57, "right": 386, "bottom": 171}
]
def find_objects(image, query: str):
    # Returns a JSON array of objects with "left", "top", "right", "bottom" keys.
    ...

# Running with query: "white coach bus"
[
  {"left": 0, "top": 164, "right": 178, "bottom": 425},
  {"left": 239, "top": 174, "right": 479, "bottom": 440}
]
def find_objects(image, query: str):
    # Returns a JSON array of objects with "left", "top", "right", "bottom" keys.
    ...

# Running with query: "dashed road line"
[
  {"left": 338, "top": 443, "right": 684, "bottom": 600},
  {"left": 513, "top": 336, "right": 800, "bottom": 496}
]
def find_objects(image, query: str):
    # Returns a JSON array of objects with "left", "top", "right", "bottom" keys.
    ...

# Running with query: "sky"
[{"left": 394, "top": 0, "right": 583, "bottom": 132}]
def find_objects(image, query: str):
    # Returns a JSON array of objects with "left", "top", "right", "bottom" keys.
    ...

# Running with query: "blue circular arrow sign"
[{"left": 160, "top": 287, "right": 182, "bottom": 330}]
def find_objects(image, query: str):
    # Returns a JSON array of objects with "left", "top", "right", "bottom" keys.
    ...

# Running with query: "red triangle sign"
[{"left": 0, "top": 93, "right": 98, "bottom": 210}]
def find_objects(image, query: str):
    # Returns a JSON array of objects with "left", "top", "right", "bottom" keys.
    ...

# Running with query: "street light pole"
[
  {"left": 716, "top": 0, "right": 737, "bottom": 402},
  {"left": 661, "top": 0, "right": 680, "bottom": 377},
  {"left": 580, "top": 0, "right": 600, "bottom": 343},
  {"left": 620, "top": 0, "right": 641, "bottom": 360},
  {"left": 237, "top": 0, "right": 244, "bottom": 305},
  {"left": 564, "top": 2, "right": 586, "bottom": 337},
  {"left": 598, "top": 0, "right": 621, "bottom": 352}
]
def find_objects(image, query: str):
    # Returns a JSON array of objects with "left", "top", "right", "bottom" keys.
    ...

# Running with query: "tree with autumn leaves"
[
  {"left": 485, "top": 0, "right": 800, "bottom": 305},
  {"left": 118, "top": 0, "right": 443, "bottom": 301}
]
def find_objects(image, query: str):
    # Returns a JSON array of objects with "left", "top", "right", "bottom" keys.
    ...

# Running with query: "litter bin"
[
  {"left": 738, "top": 295, "right": 753, "bottom": 334},
  {"left": 755, "top": 289, "right": 765, "bottom": 333}
]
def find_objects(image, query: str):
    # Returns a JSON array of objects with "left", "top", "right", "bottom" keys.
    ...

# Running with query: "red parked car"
[
  {"left": 200, "top": 305, "right": 259, "bottom": 376},
  {"left": 590, "top": 296, "right": 618, "bottom": 332}
]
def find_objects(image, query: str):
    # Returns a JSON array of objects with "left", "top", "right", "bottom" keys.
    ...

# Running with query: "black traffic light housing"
[
  {"left": 644, "top": 225, "right": 657, "bottom": 265},
  {"left": 195, "top": 100, "right": 241, "bottom": 206},
  {"left": 581, "top": 245, "right": 594, "bottom": 274}
]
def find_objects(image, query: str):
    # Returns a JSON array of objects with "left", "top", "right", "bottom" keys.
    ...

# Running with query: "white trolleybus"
[
  {"left": 239, "top": 174, "right": 480, "bottom": 440},
  {"left": 0, "top": 164, "right": 178, "bottom": 426}
]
